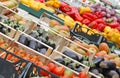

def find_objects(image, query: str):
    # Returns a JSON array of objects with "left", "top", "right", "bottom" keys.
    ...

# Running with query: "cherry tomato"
[
  {"left": 79, "top": 72, "right": 88, "bottom": 78},
  {"left": 40, "top": 66, "right": 50, "bottom": 76},
  {"left": 47, "top": 62, "right": 56, "bottom": 72},
  {"left": 53, "top": 67, "right": 65, "bottom": 76}
]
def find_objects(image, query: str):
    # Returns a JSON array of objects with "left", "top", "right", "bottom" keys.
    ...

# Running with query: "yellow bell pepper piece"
[
  {"left": 58, "top": 14, "right": 65, "bottom": 19},
  {"left": 65, "top": 16, "right": 75, "bottom": 23},
  {"left": 104, "top": 26, "right": 112, "bottom": 33},
  {"left": 45, "top": 1, "right": 54, "bottom": 6},
  {"left": 30, "top": 1, "right": 42, "bottom": 11},
  {"left": 44, "top": 7, "right": 55, "bottom": 13},
  {"left": 79, "top": 7, "right": 91, "bottom": 14},
  {"left": 20, "top": 0, "right": 30, "bottom": 6},
  {"left": 53, "top": 1, "right": 61, "bottom": 8}
]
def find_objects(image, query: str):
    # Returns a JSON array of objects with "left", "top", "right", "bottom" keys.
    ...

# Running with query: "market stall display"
[{"left": 0, "top": 0, "right": 120, "bottom": 78}]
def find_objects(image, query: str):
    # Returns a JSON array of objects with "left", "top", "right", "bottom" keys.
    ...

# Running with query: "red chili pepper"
[
  {"left": 95, "top": 11, "right": 103, "bottom": 18},
  {"left": 96, "top": 23, "right": 106, "bottom": 31},
  {"left": 88, "top": 21, "right": 98, "bottom": 29},
  {"left": 82, "top": 19, "right": 91, "bottom": 25},
  {"left": 107, "top": 21, "right": 119, "bottom": 28},
  {"left": 74, "top": 13, "right": 83, "bottom": 22}
]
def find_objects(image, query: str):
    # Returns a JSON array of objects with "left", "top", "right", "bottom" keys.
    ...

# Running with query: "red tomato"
[
  {"left": 40, "top": 66, "right": 50, "bottom": 76},
  {"left": 53, "top": 67, "right": 65, "bottom": 76},
  {"left": 79, "top": 72, "right": 88, "bottom": 78},
  {"left": 47, "top": 62, "right": 56, "bottom": 72}
]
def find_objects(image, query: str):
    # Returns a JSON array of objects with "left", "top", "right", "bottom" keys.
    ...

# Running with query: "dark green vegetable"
[
  {"left": 28, "top": 40, "right": 38, "bottom": 50},
  {"left": 64, "top": 58, "right": 72, "bottom": 65},
  {"left": 41, "top": 37, "right": 47, "bottom": 44},
  {"left": 39, "top": 48, "right": 47, "bottom": 54},
  {"left": 93, "top": 57, "right": 104, "bottom": 66},
  {"left": 18, "top": 34, "right": 28, "bottom": 45},
  {"left": 99, "top": 60, "right": 116, "bottom": 70},
  {"left": 36, "top": 37, "right": 42, "bottom": 42},
  {"left": 42, "top": 34, "right": 49, "bottom": 41},
  {"left": 116, "top": 68, "right": 120, "bottom": 75},
  {"left": 105, "top": 70, "right": 119, "bottom": 78},
  {"left": 29, "top": 31, "right": 39, "bottom": 38},
  {"left": 54, "top": 58, "right": 65, "bottom": 65},
  {"left": 74, "top": 66, "right": 84, "bottom": 72},
  {"left": 63, "top": 51, "right": 79, "bottom": 60},
  {"left": 37, "top": 29, "right": 44, "bottom": 36},
  {"left": 90, "top": 68, "right": 100, "bottom": 75},
  {"left": 67, "top": 62, "right": 79, "bottom": 70},
  {"left": 37, "top": 43, "right": 45, "bottom": 49},
  {"left": 47, "top": 40, "right": 56, "bottom": 49},
  {"left": 78, "top": 56, "right": 83, "bottom": 62}
]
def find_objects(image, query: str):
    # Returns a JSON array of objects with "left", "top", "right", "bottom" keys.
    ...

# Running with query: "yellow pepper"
[
  {"left": 53, "top": 1, "right": 61, "bottom": 8},
  {"left": 58, "top": 14, "right": 65, "bottom": 19},
  {"left": 45, "top": 1, "right": 54, "bottom": 6},
  {"left": 79, "top": 7, "right": 91, "bottom": 14},
  {"left": 45, "top": 0, "right": 60, "bottom": 8},
  {"left": 20, "top": 0, "right": 30, "bottom": 6},
  {"left": 44, "top": 7, "right": 55, "bottom": 13}
]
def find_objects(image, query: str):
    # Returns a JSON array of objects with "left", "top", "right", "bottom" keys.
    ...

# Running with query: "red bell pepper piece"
[
  {"left": 83, "top": 12, "right": 97, "bottom": 20},
  {"left": 95, "top": 18, "right": 106, "bottom": 24},
  {"left": 66, "top": 6, "right": 78, "bottom": 18},
  {"left": 53, "top": 67, "right": 65, "bottom": 76},
  {"left": 60, "top": 5, "right": 72, "bottom": 13},
  {"left": 96, "top": 23, "right": 106, "bottom": 31},
  {"left": 60, "top": 2, "right": 68, "bottom": 7},
  {"left": 116, "top": 26, "right": 120, "bottom": 31},
  {"left": 35, "top": 0, "right": 45, "bottom": 3},
  {"left": 95, "top": 11, "right": 103, "bottom": 18},
  {"left": 88, "top": 21, "right": 98, "bottom": 29},
  {"left": 74, "top": 13, "right": 83, "bottom": 22},
  {"left": 107, "top": 21, "right": 119, "bottom": 28},
  {"left": 82, "top": 14, "right": 93, "bottom": 21},
  {"left": 82, "top": 19, "right": 91, "bottom": 25}
]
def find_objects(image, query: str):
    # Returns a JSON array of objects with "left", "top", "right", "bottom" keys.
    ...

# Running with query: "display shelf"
[
  {"left": 0, "top": 22, "right": 16, "bottom": 38},
  {"left": 50, "top": 50, "right": 101, "bottom": 78},
  {"left": 14, "top": 30, "right": 53, "bottom": 56}
]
